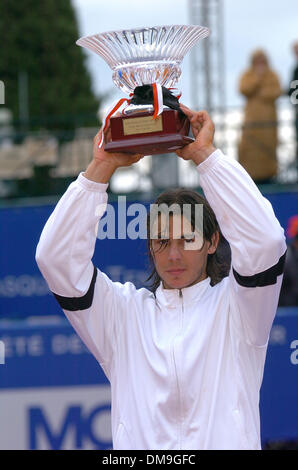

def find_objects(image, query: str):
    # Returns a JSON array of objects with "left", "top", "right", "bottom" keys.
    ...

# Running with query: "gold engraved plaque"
[{"left": 123, "top": 115, "right": 163, "bottom": 136}]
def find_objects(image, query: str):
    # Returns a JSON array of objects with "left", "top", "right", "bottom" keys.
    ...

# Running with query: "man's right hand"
[
  {"left": 84, "top": 121, "right": 145, "bottom": 184},
  {"left": 93, "top": 121, "right": 145, "bottom": 170}
]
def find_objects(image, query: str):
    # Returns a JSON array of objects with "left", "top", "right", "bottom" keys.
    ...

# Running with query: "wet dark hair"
[{"left": 145, "top": 188, "right": 231, "bottom": 292}]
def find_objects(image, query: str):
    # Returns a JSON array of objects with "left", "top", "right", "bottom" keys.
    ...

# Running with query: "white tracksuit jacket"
[{"left": 35, "top": 150, "right": 287, "bottom": 450}]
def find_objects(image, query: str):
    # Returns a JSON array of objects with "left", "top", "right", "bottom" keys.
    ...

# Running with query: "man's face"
[{"left": 150, "top": 214, "right": 218, "bottom": 290}]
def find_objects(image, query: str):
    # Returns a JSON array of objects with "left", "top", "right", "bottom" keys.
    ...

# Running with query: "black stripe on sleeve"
[
  {"left": 232, "top": 251, "right": 286, "bottom": 288},
  {"left": 52, "top": 265, "right": 98, "bottom": 311}
]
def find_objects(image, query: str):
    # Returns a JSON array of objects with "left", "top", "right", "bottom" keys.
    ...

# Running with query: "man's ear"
[{"left": 207, "top": 231, "right": 220, "bottom": 255}]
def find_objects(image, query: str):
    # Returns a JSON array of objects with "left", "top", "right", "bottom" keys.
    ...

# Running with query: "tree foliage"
[{"left": 0, "top": 0, "right": 101, "bottom": 133}]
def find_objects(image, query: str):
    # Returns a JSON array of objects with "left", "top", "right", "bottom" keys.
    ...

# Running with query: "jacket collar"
[{"left": 155, "top": 277, "right": 211, "bottom": 308}]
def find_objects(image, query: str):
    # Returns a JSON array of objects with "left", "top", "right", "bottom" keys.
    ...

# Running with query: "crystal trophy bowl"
[
  {"left": 76, "top": 25, "right": 210, "bottom": 155},
  {"left": 77, "top": 25, "right": 210, "bottom": 95}
]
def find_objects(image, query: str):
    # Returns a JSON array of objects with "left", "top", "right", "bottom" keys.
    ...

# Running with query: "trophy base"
[
  {"left": 105, "top": 109, "right": 194, "bottom": 155},
  {"left": 105, "top": 134, "right": 194, "bottom": 155}
]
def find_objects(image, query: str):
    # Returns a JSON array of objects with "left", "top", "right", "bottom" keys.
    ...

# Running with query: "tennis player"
[{"left": 36, "top": 105, "right": 286, "bottom": 450}]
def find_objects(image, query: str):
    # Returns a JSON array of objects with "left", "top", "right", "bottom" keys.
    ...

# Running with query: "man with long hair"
[{"left": 36, "top": 105, "right": 286, "bottom": 450}]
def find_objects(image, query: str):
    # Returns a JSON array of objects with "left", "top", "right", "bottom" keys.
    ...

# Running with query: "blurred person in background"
[
  {"left": 288, "top": 41, "right": 298, "bottom": 172},
  {"left": 279, "top": 215, "right": 298, "bottom": 306},
  {"left": 238, "top": 49, "right": 282, "bottom": 184}
]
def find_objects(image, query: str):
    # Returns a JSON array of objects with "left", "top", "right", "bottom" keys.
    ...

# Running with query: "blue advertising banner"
[
  {"left": 0, "top": 318, "right": 107, "bottom": 388},
  {"left": 260, "top": 308, "right": 298, "bottom": 444},
  {"left": 0, "top": 317, "right": 112, "bottom": 450}
]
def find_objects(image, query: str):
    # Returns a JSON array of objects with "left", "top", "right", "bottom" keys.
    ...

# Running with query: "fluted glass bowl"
[{"left": 76, "top": 25, "right": 210, "bottom": 95}]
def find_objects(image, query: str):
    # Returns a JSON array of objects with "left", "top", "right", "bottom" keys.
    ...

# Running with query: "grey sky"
[{"left": 72, "top": 0, "right": 298, "bottom": 109}]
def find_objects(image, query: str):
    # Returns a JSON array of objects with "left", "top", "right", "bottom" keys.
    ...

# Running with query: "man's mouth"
[{"left": 166, "top": 269, "right": 186, "bottom": 275}]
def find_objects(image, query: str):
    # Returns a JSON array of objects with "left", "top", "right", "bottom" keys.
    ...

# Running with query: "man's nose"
[{"left": 168, "top": 241, "right": 182, "bottom": 260}]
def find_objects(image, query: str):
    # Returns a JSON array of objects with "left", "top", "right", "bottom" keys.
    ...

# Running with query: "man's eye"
[
  {"left": 152, "top": 239, "right": 168, "bottom": 248},
  {"left": 184, "top": 237, "right": 195, "bottom": 243}
]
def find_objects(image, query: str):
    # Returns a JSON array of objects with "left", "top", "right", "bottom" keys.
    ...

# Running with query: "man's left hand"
[{"left": 176, "top": 105, "right": 216, "bottom": 165}]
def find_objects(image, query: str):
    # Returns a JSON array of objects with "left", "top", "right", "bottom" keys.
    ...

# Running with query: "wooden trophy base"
[{"left": 105, "top": 108, "right": 194, "bottom": 155}]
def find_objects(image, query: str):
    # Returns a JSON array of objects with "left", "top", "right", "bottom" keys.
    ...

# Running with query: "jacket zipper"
[{"left": 171, "top": 289, "right": 184, "bottom": 449}]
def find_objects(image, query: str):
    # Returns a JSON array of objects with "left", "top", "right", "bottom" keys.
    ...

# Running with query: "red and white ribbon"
[
  {"left": 152, "top": 83, "right": 164, "bottom": 120},
  {"left": 98, "top": 97, "right": 131, "bottom": 147}
]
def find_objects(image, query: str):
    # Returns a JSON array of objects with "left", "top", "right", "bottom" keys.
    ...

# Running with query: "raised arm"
[
  {"left": 176, "top": 106, "right": 287, "bottom": 346},
  {"left": 36, "top": 127, "right": 144, "bottom": 373}
]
